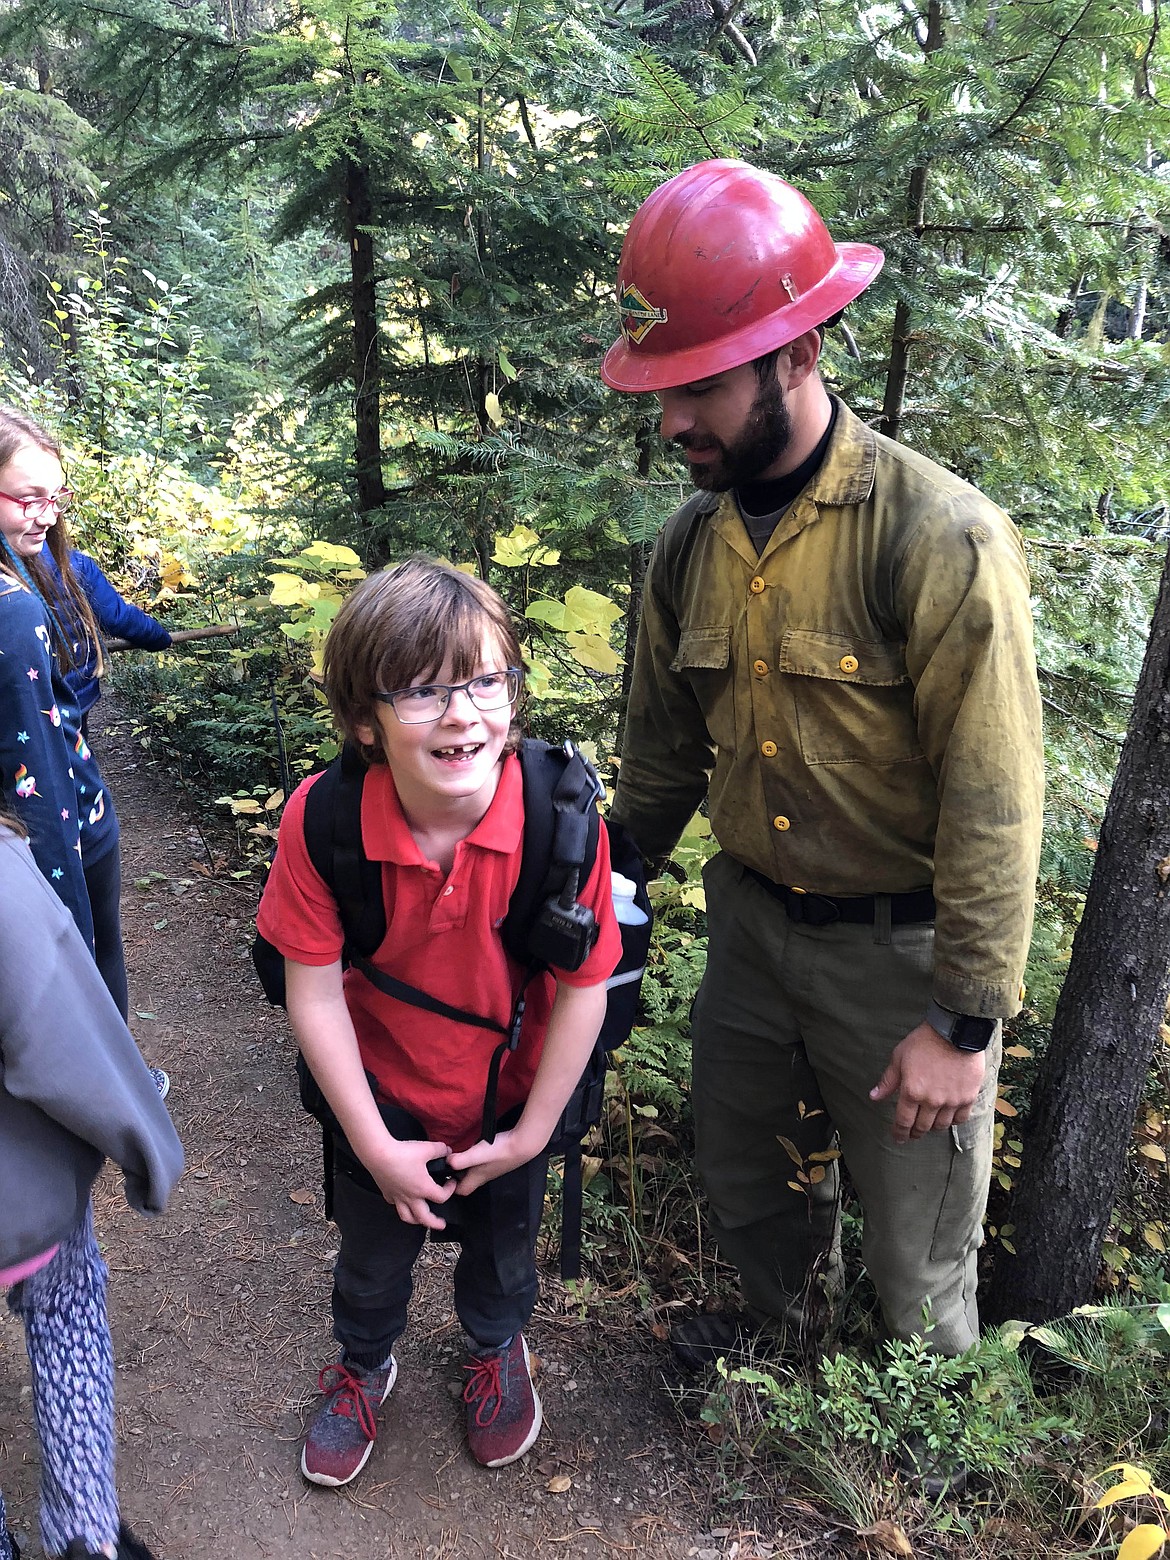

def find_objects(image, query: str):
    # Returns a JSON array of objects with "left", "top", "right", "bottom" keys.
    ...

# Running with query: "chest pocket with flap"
[
  {"left": 781, "top": 628, "right": 922, "bottom": 766},
  {"left": 671, "top": 625, "right": 735, "bottom": 751}
]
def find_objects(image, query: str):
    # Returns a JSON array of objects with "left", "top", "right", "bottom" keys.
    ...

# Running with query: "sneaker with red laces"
[
  {"left": 462, "top": 1332, "right": 542, "bottom": 1468},
  {"left": 300, "top": 1356, "right": 397, "bottom": 1487}
]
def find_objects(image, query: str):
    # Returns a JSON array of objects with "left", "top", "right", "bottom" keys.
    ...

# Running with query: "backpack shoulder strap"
[
  {"left": 500, "top": 739, "right": 601, "bottom": 965},
  {"left": 302, "top": 740, "right": 386, "bottom": 959}
]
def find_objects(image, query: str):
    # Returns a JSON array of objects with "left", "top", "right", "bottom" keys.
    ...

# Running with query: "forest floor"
[{"left": 0, "top": 702, "right": 841, "bottom": 1560}]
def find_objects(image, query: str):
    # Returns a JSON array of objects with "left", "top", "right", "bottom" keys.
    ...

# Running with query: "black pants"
[
  {"left": 329, "top": 1102, "right": 547, "bottom": 1370},
  {"left": 83, "top": 839, "right": 128, "bottom": 1021}
]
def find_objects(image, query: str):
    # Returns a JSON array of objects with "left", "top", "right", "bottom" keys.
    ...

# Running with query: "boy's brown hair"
[{"left": 324, "top": 555, "right": 525, "bottom": 763}]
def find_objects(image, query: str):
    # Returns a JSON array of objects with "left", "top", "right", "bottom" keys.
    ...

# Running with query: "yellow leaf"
[
  {"left": 526, "top": 598, "right": 568, "bottom": 630},
  {"left": 1139, "top": 1144, "right": 1167, "bottom": 1162},
  {"left": 1098, "top": 1475, "right": 1155, "bottom": 1509},
  {"left": 264, "top": 790, "right": 285, "bottom": 811},
  {"left": 299, "top": 541, "right": 363, "bottom": 568},
  {"left": 680, "top": 811, "right": 712, "bottom": 839},
  {"left": 776, "top": 1135, "right": 805, "bottom": 1168},
  {"left": 1117, "top": 1525, "right": 1168, "bottom": 1560},
  {"left": 995, "top": 1096, "right": 1018, "bottom": 1116},
  {"left": 492, "top": 525, "right": 559, "bottom": 569},
  {"left": 484, "top": 390, "right": 503, "bottom": 428},
  {"left": 565, "top": 632, "right": 620, "bottom": 676},
  {"left": 563, "top": 584, "right": 623, "bottom": 634},
  {"left": 1005, "top": 1044, "right": 1033, "bottom": 1059},
  {"left": 808, "top": 1164, "right": 827, "bottom": 1184},
  {"left": 546, "top": 1474, "right": 572, "bottom": 1494},
  {"left": 1144, "top": 1225, "right": 1166, "bottom": 1253},
  {"left": 160, "top": 554, "right": 194, "bottom": 590},
  {"left": 857, "top": 1519, "right": 914, "bottom": 1555},
  {"left": 268, "top": 572, "right": 311, "bottom": 606},
  {"left": 1101, "top": 1462, "right": 1155, "bottom": 1484},
  {"left": 523, "top": 654, "right": 553, "bottom": 699},
  {"left": 786, "top": 1180, "right": 805, "bottom": 1194}
]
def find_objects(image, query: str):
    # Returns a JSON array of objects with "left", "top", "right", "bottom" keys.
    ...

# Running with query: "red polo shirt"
[{"left": 258, "top": 752, "right": 621, "bottom": 1150}]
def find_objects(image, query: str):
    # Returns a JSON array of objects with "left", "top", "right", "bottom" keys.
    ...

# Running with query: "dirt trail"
[{"left": 0, "top": 703, "right": 787, "bottom": 1560}]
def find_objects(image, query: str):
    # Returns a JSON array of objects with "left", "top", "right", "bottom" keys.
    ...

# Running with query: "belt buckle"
[{"left": 787, "top": 891, "right": 840, "bottom": 928}]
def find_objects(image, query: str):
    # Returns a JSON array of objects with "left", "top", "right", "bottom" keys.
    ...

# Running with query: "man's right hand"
[
  {"left": 869, "top": 1021, "right": 986, "bottom": 1144},
  {"left": 364, "top": 1136, "right": 457, "bottom": 1228}
]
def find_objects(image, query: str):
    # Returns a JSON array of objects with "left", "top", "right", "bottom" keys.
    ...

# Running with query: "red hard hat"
[{"left": 601, "top": 159, "right": 884, "bottom": 393}]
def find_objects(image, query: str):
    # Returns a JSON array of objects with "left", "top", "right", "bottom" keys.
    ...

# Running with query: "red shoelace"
[
  {"left": 462, "top": 1353, "right": 504, "bottom": 1427},
  {"left": 317, "top": 1363, "right": 380, "bottom": 1439}
]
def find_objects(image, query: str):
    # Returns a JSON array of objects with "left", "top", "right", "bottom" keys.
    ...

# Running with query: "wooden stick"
[{"left": 105, "top": 623, "right": 239, "bottom": 651}]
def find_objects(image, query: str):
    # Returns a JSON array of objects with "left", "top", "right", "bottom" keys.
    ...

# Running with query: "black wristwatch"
[{"left": 925, "top": 999, "right": 997, "bottom": 1053}]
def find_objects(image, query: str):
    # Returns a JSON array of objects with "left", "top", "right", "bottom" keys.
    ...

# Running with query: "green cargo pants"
[{"left": 692, "top": 852, "right": 1001, "bottom": 1356}]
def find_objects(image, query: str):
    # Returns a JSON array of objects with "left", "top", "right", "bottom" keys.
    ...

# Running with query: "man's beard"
[{"left": 674, "top": 375, "right": 793, "bottom": 493}]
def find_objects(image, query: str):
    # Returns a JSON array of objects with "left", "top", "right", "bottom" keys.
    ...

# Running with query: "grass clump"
[{"left": 692, "top": 1296, "right": 1170, "bottom": 1556}]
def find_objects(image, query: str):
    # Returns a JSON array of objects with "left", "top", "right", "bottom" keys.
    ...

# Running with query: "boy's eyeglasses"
[
  {"left": 376, "top": 667, "right": 522, "bottom": 724},
  {"left": 0, "top": 487, "right": 74, "bottom": 520}
]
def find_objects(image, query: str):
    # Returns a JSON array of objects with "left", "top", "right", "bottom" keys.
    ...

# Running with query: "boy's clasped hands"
[{"left": 365, "top": 1126, "right": 544, "bottom": 1228}]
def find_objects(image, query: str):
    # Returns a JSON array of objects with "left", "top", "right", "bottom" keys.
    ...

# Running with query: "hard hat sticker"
[{"left": 619, "top": 282, "right": 668, "bottom": 345}]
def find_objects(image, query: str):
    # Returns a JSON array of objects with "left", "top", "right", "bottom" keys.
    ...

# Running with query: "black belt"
[{"left": 745, "top": 867, "right": 936, "bottom": 928}]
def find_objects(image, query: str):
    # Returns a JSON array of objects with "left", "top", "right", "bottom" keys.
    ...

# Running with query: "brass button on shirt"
[{"left": 611, "top": 400, "right": 1044, "bottom": 1017}]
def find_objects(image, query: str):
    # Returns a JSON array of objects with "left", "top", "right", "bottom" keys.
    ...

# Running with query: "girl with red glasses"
[{"left": 0, "top": 407, "right": 166, "bottom": 1095}]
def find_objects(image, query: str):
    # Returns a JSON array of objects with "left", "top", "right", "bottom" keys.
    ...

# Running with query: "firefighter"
[{"left": 603, "top": 160, "right": 1044, "bottom": 1371}]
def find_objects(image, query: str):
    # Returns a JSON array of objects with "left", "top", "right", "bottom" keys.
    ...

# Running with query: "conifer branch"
[
  {"left": 709, "top": 0, "right": 756, "bottom": 65},
  {"left": 894, "top": 0, "right": 929, "bottom": 49},
  {"left": 988, "top": 0, "right": 1096, "bottom": 140},
  {"left": 46, "top": 0, "right": 236, "bottom": 49},
  {"left": 631, "top": 51, "right": 719, "bottom": 155},
  {"left": 1040, "top": 694, "right": 1124, "bottom": 745},
  {"left": 517, "top": 95, "right": 538, "bottom": 150},
  {"left": 1136, "top": 0, "right": 1161, "bottom": 102}
]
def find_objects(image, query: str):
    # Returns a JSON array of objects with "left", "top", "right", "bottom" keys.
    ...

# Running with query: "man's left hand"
[{"left": 869, "top": 1022, "right": 987, "bottom": 1144}]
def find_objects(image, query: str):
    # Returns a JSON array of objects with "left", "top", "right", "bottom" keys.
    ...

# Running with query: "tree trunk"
[
  {"left": 985, "top": 538, "right": 1170, "bottom": 1324},
  {"left": 472, "top": 492, "right": 493, "bottom": 584},
  {"left": 879, "top": 296, "right": 916, "bottom": 444},
  {"left": 615, "top": 425, "right": 655, "bottom": 756},
  {"left": 1054, "top": 275, "right": 1083, "bottom": 338},
  {"left": 36, "top": 51, "right": 82, "bottom": 388},
  {"left": 878, "top": 0, "right": 943, "bottom": 443},
  {"left": 344, "top": 148, "right": 385, "bottom": 515},
  {"left": 1128, "top": 278, "right": 1148, "bottom": 342}
]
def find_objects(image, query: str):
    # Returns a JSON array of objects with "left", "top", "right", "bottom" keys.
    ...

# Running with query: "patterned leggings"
[{"left": 0, "top": 1206, "right": 118, "bottom": 1559}]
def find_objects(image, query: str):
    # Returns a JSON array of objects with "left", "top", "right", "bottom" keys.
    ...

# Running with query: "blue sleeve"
[
  {"left": 72, "top": 551, "right": 172, "bottom": 650},
  {"left": 0, "top": 583, "right": 95, "bottom": 950}
]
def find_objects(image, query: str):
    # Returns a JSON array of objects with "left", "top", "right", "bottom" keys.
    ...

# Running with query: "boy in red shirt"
[{"left": 258, "top": 557, "right": 620, "bottom": 1487}]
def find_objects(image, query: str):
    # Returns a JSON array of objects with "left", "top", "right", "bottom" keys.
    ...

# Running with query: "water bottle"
[{"left": 610, "top": 871, "right": 649, "bottom": 926}]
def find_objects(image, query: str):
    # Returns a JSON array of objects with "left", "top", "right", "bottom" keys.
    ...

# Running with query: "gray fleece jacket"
[{"left": 0, "top": 827, "right": 184, "bottom": 1268}]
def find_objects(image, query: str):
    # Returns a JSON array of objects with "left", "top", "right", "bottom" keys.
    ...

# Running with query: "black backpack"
[{"left": 252, "top": 736, "right": 652, "bottom": 1280}]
